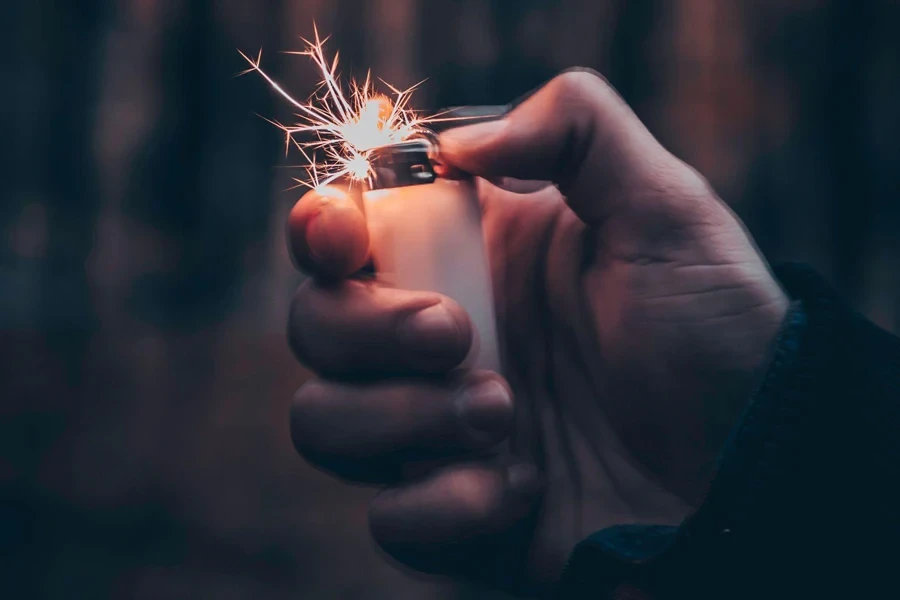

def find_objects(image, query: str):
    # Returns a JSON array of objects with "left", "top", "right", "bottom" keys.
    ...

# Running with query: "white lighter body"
[{"left": 362, "top": 141, "right": 501, "bottom": 373}]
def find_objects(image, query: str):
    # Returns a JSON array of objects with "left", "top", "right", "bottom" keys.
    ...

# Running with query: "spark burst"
[{"left": 239, "top": 26, "right": 438, "bottom": 191}]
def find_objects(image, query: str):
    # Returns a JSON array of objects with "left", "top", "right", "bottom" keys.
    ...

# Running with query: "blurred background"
[{"left": 2, "top": 0, "right": 899, "bottom": 598}]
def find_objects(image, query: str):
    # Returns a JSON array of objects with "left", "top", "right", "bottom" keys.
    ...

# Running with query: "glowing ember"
[{"left": 239, "top": 26, "right": 448, "bottom": 190}]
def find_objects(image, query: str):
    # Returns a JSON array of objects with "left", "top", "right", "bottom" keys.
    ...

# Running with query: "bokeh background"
[{"left": 2, "top": 0, "right": 899, "bottom": 598}]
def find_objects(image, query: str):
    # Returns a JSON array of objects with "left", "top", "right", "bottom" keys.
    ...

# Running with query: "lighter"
[
  {"left": 241, "top": 42, "right": 507, "bottom": 368},
  {"left": 362, "top": 136, "right": 501, "bottom": 373}
]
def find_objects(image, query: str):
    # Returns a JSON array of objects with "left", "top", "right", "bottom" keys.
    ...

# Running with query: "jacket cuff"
[{"left": 558, "top": 264, "right": 846, "bottom": 598}]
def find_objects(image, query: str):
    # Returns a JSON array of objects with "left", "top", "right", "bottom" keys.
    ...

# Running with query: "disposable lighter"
[{"left": 362, "top": 118, "right": 503, "bottom": 372}]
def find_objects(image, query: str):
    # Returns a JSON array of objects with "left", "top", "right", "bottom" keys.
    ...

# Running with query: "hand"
[{"left": 285, "top": 71, "right": 789, "bottom": 596}]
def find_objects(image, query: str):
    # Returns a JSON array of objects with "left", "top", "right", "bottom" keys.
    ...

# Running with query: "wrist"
[
  {"left": 558, "top": 278, "right": 812, "bottom": 598},
  {"left": 667, "top": 267, "right": 791, "bottom": 506}
]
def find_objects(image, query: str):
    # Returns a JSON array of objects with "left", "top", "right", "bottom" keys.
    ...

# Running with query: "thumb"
[
  {"left": 287, "top": 185, "right": 370, "bottom": 279},
  {"left": 438, "top": 69, "right": 696, "bottom": 227}
]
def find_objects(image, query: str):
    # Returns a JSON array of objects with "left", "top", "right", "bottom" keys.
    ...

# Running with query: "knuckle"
[
  {"left": 681, "top": 163, "right": 716, "bottom": 201},
  {"left": 289, "top": 379, "right": 332, "bottom": 456},
  {"left": 656, "top": 159, "right": 718, "bottom": 210},
  {"left": 546, "top": 69, "right": 609, "bottom": 106},
  {"left": 448, "top": 469, "right": 505, "bottom": 524}
]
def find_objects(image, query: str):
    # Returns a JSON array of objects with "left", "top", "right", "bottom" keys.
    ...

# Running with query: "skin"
[{"left": 285, "top": 71, "right": 789, "bottom": 597}]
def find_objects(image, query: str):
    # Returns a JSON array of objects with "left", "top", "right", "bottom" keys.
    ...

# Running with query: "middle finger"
[{"left": 291, "top": 372, "right": 514, "bottom": 483}]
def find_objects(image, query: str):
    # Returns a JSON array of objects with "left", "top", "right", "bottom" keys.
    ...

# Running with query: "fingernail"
[
  {"left": 506, "top": 463, "right": 543, "bottom": 497},
  {"left": 398, "top": 303, "right": 461, "bottom": 356},
  {"left": 457, "top": 379, "right": 513, "bottom": 435}
]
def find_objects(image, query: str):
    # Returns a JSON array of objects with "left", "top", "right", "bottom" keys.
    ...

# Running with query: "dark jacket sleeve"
[{"left": 557, "top": 264, "right": 900, "bottom": 599}]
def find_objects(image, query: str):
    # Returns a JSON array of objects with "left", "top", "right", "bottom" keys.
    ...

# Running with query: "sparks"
[{"left": 239, "top": 26, "right": 439, "bottom": 190}]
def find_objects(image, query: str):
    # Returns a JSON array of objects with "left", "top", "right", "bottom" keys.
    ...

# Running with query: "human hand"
[{"left": 285, "top": 71, "right": 788, "bottom": 596}]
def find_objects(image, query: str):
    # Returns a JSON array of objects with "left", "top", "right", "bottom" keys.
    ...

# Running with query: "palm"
[{"left": 478, "top": 180, "right": 787, "bottom": 585}]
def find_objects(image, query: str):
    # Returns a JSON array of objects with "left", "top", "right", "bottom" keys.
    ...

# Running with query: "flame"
[{"left": 239, "top": 26, "right": 438, "bottom": 191}]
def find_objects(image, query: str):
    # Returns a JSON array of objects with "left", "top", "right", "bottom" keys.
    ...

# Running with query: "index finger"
[
  {"left": 438, "top": 70, "right": 692, "bottom": 227},
  {"left": 287, "top": 185, "right": 370, "bottom": 279}
]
